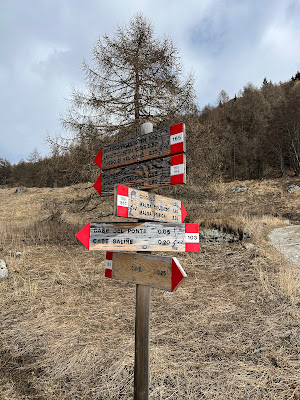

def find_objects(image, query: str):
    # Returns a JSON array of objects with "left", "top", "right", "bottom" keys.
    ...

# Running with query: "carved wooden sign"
[
  {"left": 94, "top": 123, "right": 185, "bottom": 171},
  {"left": 114, "top": 184, "right": 187, "bottom": 223},
  {"left": 104, "top": 252, "right": 187, "bottom": 292},
  {"left": 76, "top": 222, "right": 199, "bottom": 252},
  {"left": 94, "top": 154, "right": 186, "bottom": 196}
]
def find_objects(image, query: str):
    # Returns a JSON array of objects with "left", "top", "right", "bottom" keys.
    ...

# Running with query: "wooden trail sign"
[
  {"left": 94, "top": 154, "right": 186, "bottom": 196},
  {"left": 94, "top": 123, "right": 185, "bottom": 171},
  {"left": 76, "top": 222, "right": 200, "bottom": 252},
  {"left": 104, "top": 252, "right": 187, "bottom": 292},
  {"left": 115, "top": 184, "right": 187, "bottom": 223}
]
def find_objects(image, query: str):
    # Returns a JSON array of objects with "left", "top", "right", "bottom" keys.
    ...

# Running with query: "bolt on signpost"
[{"left": 76, "top": 122, "right": 199, "bottom": 400}]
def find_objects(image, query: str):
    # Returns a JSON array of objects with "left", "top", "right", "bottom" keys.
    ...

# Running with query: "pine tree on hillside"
[{"left": 291, "top": 71, "right": 300, "bottom": 81}]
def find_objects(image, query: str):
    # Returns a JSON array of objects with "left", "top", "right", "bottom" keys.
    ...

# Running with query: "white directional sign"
[
  {"left": 114, "top": 184, "right": 187, "bottom": 223},
  {"left": 76, "top": 222, "right": 200, "bottom": 252}
]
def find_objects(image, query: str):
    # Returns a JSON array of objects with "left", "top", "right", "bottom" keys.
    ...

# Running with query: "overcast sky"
[{"left": 1, "top": 0, "right": 300, "bottom": 164}]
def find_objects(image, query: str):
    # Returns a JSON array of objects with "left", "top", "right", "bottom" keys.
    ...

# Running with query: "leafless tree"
[{"left": 62, "top": 13, "right": 196, "bottom": 146}]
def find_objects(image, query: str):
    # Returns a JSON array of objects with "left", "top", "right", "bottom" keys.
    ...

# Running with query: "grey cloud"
[{"left": 1, "top": 0, "right": 300, "bottom": 163}]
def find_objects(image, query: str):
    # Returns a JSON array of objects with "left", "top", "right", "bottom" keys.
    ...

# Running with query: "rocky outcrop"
[{"left": 199, "top": 226, "right": 252, "bottom": 243}]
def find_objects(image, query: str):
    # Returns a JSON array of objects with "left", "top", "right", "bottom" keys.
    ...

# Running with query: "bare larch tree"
[{"left": 62, "top": 13, "right": 196, "bottom": 146}]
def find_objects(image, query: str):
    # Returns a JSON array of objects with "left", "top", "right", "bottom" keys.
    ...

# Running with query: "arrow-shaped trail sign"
[
  {"left": 104, "top": 252, "right": 187, "bottom": 292},
  {"left": 94, "top": 154, "right": 186, "bottom": 196},
  {"left": 76, "top": 222, "right": 200, "bottom": 252},
  {"left": 115, "top": 184, "right": 187, "bottom": 223},
  {"left": 94, "top": 123, "right": 185, "bottom": 171}
]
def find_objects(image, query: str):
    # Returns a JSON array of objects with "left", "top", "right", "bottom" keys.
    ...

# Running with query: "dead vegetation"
[{"left": 0, "top": 177, "right": 299, "bottom": 399}]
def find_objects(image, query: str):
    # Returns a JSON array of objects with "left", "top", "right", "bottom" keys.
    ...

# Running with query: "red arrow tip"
[
  {"left": 93, "top": 175, "right": 102, "bottom": 195},
  {"left": 94, "top": 148, "right": 103, "bottom": 169},
  {"left": 171, "top": 257, "right": 187, "bottom": 291},
  {"left": 181, "top": 201, "right": 187, "bottom": 222},
  {"left": 75, "top": 222, "right": 91, "bottom": 250}
]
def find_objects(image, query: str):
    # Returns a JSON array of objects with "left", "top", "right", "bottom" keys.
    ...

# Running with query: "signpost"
[
  {"left": 76, "top": 221, "right": 200, "bottom": 252},
  {"left": 94, "top": 154, "right": 186, "bottom": 196},
  {"left": 76, "top": 121, "right": 196, "bottom": 400},
  {"left": 104, "top": 252, "right": 187, "bottom": 292},
  {"left": 114, "top": 184, "right": 187, "bottom": 223},
  {"left": 94, "top": 123, "right": 185, "bottom": 171}
]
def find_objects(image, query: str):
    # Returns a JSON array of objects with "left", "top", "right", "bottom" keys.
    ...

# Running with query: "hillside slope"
[{"left": 0, "top": 178, "right": 299, "bottom": 399}]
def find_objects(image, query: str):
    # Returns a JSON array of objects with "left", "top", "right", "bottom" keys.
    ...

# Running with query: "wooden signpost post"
[
  {"left": 76, "top": 121, "right": 198, "bottom": 400},
  {"left": 114, "top": 184, "right": 187, "bottom": 223}
]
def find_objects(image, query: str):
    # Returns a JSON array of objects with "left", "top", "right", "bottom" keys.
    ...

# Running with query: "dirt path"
[{"left": 268, "top": 225, "right": 300, "bottom": 266}]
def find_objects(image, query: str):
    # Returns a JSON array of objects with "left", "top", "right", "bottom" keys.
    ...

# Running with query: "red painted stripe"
[
  {"left": 171, "top": 153, "right": 184, "bottom": 166},
  {"left": 75, "top": 222, "right": 91, "bottom": 250},
  {"left": 93, "top": 175, "right": 102, "bottom": 195},
  {"left": 94, "top": 148, "right": 103, "bottom": 169},
  {"left": 185, "top": 243, "right": 200, "bottom": 253},
  {"left": 105, "top": 269, "right": 112, "bottom": 278},
  {"left": 185, "top": 223, "right": 199, "bottom": 233},
  {"left": 172, "top": 258, "right": 184, "bottom": 291},
  {"left": 170, "top": 123, "right": 183, "bottom": 135},
  {"left": 171, "top": 174, "right": 185, "bottom": 185},
  {"left": 106, "top": 251, "right": 113, "bottom": 260},
  {"left": 181, "top": 202, "right": 187, "bottom": 223},
  {"left": 117, "top": 205, "right": 129, "bottom": 217},
  {"left": 117, "top": 184, "right": 129, "bottom": 196},
  {"left": 170, "top": 142, "right": 184, "bottom": 155}
]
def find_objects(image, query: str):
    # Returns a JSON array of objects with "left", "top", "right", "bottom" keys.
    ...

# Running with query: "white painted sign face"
[
  {"left": 114, "top": 185, "right": 187, "bottom": 223},
  {"left": 170, "top": 131, "right": 184, "bottom": 146},
  {"left": 76, "top": 222, "right": 200, "bottom": 252}
]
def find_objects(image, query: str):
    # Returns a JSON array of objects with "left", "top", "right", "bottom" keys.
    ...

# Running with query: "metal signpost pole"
[{"left": 134, "top": 122, "right": 153, "bottom": 400}]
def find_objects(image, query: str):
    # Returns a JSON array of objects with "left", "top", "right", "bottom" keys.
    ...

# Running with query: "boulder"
[
  {"left": 243, "top": 227, "right": 252, "bottom": 240},
  {"left": 0, "top": 260, "right": 8, "bottom": 279},
  {"left": 287, "top": 184, "right": 300, "bottom": 194},
  {"left": 15, "top": 187, "right": 27, "bottom": 194},
  {"left": 199, "top": 228, "right": 239, "bottom": 243},
  {"left": 233, "top": 184, "right": 248, "bottom": 192}
]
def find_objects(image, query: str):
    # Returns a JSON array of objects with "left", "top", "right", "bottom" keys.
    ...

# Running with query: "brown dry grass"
[{"left": 0, "top": 177, "right": 299, "bottom": 399}]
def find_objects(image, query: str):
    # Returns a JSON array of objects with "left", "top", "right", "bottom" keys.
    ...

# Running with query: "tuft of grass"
[{"left": 197, "top": 214, "right": 247, "bottom": 238}]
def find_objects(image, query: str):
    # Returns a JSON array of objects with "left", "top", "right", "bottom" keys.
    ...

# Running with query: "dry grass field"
[{"left": 0, "top": 177, "right": 299, "bottom": 399}]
